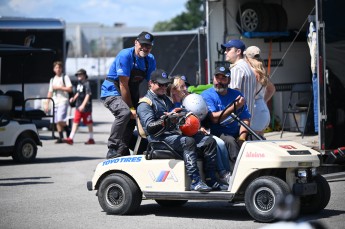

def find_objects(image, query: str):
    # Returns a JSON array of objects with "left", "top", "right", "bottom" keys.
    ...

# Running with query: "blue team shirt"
[
  {"left": 201, "top": 87, "right": 251, "bottom": 137},
  {"left": 101, "top": 47, "right": 156, "bottom": 98}
]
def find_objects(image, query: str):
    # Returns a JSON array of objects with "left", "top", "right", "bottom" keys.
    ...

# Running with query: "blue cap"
[{"left": 221, "top": 39, "right": 246, "bottom": 52}]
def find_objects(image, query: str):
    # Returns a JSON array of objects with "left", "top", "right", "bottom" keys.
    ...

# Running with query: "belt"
[{"left": 106, "top": 77, "right": 116, "bottom": 83}]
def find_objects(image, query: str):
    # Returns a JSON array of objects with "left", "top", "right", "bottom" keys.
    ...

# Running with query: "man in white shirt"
[{"left": 221, "top": 39, "right": 257, "bottom": 116}]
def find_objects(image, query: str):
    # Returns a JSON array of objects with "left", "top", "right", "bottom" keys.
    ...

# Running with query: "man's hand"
[
  {"left": 237, "top": 138, "right": 246, "bottom": 148},
  {"left": 234, "top": 95, "right": 245, "bottom": 109},
  {"left": 162, "top": 114, "right": 179, "bottom": 130},
  {"left": 130, "top": 109, "right": 136, "bottom": 119}
]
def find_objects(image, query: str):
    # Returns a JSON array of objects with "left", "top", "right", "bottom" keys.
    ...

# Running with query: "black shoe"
[
  {"left": 106, "top": 149, "right": 122, "bottom": 159},
  {"left": 55, "top": 138, "right": 64, "bottom": 144},
  {"left": 219, "top": 171, "right": 231, "bottom": 185},
  {"left": 206, "top": 180, "right": 229, "bottom": 191}
]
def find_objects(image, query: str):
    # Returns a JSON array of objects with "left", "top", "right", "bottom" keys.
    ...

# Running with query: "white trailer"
[{"left": 205, "top": 0, "right": 345, "bottom": 154}]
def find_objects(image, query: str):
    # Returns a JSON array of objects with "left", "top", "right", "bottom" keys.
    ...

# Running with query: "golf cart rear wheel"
[
  {"left": 98, "top": 174, "right": 142, "bottom": 215},
  {"left": 155, "top": 199, "right": 188, "bottom": 207},
  {"left": 245, "top": 176, "right": 290, "bottom": 223},
  {"left": 300, "top": 174, "right": 331, "bottom": 214},
  {"left": 12, "top": 137, "right": 37, "bottom": 163}
]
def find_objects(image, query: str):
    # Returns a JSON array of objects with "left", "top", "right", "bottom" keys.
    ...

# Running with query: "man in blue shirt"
[
  {"left": 101, "top": 31, "right": 156, "bottom": 159},
  {"left": 201, "top": 66, "right": 251, "bottom": 172}
]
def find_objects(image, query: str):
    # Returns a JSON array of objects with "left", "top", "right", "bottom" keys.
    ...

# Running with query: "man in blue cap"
[
  {"left": 201, "top": 66, "right": 251, "bottom": 173},
  {"left": 221, "top": 39, "right": 256, "bottom": 117},
  {"left": 101, "top": 31, "right": 156, "bottom": 159}
]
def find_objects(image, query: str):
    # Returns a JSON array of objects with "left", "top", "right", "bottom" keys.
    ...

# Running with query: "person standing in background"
[
  {"left": 64, "top": 69, "right": 95, "bottom": 145},
  {"left": 44, "top": 61, "right": 72, "bottom": 144},
  {"left": 221, "top": 39, "right": 256, "bottom": 116},
  {"left": 244, "top": 46, "right": 276, "bottom": 136},
  {"left": 100, "top": 31, "right": 156, "bottom": 159}
]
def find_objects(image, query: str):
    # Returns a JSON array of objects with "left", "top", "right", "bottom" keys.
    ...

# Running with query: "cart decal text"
[
  {"left": 245, "top": 152, "right": 265, "bottom": 158},
  {"left": 102, "top": 156, "right": 142, "bottom": 166},
  {"left": 149, "top": 170, "right": 178, "bottom": 182}
]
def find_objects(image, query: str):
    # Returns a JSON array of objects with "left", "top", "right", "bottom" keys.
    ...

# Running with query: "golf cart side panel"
[
  {"left": 229, "top": 141, "right": 321, "bottom": 193},
  {"left": 91, "top": 155, "right": 187, "bottom": 192},
  {"left": 0, "top": 121, "right": 38, "bottom": 146}
]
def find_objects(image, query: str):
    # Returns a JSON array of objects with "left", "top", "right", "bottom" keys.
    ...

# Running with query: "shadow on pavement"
[
  {"left": 134, "top": 202, "right": 252, "bottom": 221},
  {"left": 0, "top": 176, "right": 53, "bottom": 186},
  {"left": 0, "top": 156, "right": 104, "bottom": 166}
]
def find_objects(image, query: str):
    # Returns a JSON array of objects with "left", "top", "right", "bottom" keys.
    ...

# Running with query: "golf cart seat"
[
  {"left": 4, "top": 90, "right": 56, "bottom": 138},
  {"left": 5, "top": 90, "right": 46, "bottom": 118},
  {"left": 135, "top": 115, "right": 183, "bottom": 160},
  {"left": 0, "top": 95, "right": 12, "bottom": 126}
]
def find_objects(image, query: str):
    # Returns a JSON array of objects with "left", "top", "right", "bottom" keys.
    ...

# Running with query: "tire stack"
[{"left": 237, "top": 2, "right": 288, "bottom": 32}]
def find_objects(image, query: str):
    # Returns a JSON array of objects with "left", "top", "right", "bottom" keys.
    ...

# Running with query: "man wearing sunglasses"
[
  {"left": 101, "top": 31, "right": 156, "bottom": 159},
  {"left": 137, "top": 69, "right": 227, "bottom": 192}
]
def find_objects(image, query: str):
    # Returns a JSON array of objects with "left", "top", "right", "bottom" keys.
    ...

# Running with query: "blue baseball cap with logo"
[{"left": 221, "top": 39, "right": 246, "bottom": 52}]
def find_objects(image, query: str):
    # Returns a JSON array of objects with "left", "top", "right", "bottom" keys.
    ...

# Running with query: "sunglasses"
[
  {"left": 139, "top": 42, "right": 152, "bottom": 49},
  {"left": 153, "top": 81, "right": 169, "bottom": 88}
]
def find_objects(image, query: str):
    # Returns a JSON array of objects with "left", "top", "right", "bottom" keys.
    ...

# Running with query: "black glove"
[{"left": 163, "top": 114, "right": 179, "bottom": 130}]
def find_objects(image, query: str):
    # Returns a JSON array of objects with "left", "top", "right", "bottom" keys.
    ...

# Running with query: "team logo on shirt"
[{"left": 117, "top": 68, "right": 124, "bottom": 74}]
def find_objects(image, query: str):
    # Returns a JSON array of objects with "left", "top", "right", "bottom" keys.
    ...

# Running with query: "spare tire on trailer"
[{"left": 237, "top": 2, "right": 270, "bottom": 32}]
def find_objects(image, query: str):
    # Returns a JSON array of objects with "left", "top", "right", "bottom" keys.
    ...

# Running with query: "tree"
[{"left": 153, "top": 0, "right": 204, "bottom": 32}]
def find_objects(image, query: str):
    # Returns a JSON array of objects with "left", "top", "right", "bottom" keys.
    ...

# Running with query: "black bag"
[{"left": 62, "top": 75, "right": 75, "bottom": 107}]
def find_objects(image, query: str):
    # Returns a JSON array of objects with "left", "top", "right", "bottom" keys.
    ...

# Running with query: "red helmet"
[{"left": 179, "top": 113, "right": 200, "bottom": 136}]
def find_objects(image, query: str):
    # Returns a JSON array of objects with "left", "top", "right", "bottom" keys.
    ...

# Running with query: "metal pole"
[{"left": 205, "top": 0, "right": 212, "bottom": 84}]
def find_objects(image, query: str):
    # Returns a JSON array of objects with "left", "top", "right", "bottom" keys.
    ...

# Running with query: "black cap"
[
  {"left": 75, "top": 68, "right": 88, "bottom": 79},
  {"left": 137, "top": 31, "right": 154, "bottom": 45},
  {"left": 214, "top": 66, "right": 230, "bottom": 77},
  {"left": 150, "top": 69, "right": 171, "bottom": 84}
]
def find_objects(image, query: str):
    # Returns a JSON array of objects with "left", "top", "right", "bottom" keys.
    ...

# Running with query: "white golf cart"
[
  {"left": 0, "top": 94, "right": 42, "bottom": 163},
  {"left": 87, "top": 99, "right": 330, "bottom": 223}
]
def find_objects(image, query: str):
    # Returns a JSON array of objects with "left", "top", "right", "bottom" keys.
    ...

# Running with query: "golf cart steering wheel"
[{"left": 217, "top": 98, "right": 244, "bottom": 125}]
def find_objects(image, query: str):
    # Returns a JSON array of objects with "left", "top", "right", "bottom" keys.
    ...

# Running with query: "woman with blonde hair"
[
  {"left": 244, "top": 46, "right": 276, "bottom": 136},
  {"left": 168, "top": 74, "right": 232, "bottom": 184}
]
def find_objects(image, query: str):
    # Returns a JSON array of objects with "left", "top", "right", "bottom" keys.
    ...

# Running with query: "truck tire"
[
  {"left": 300, "top": 174, "right": 331, "bottom": 214},
  {"left": 238, "top": 3, "right": 270, "bottom": 32},
  {"left": 12, "top": 137, "right": 37, "bottom": 163},
  {"left": 155, "top": 199, "right": 188, "bottom": 207},
  {"left": 245, "top": 176, "right": 290, "bottom": 222},
  {"left": 98, "top": 174, "right": 142, "bottom": 215}
]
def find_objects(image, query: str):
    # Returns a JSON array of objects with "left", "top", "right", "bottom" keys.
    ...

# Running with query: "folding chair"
[{"left": 280, "top": 83, "right": 313, "bottom": 139}]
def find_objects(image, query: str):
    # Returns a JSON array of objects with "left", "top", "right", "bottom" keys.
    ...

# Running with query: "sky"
[{"left": 0, "top": 0, "right": 188, "bottom": 29}]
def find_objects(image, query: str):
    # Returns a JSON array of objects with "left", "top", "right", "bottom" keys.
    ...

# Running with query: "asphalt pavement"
[{"left": 1, "top": 100, "right": 345, "bottom": 229}]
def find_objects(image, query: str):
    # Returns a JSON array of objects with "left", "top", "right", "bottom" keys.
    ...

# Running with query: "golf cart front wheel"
[
  {"left": 245, "top": 176, "right": 290, "bottom": 222},
  {"left": 12, "top": 137, "right": 37, "bottom": 163},
  {"left": 98, "top": 174, "right": 142, "bottom": 215}
]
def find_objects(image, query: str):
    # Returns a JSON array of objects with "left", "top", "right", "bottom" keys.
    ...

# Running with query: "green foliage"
[{"left": 153, "top": 0, "right": 204, "bottom": 32}]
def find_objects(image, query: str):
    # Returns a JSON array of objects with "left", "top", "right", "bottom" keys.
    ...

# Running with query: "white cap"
[{"left": 244, "top": 46, "right": 261, "bottom": 58}]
